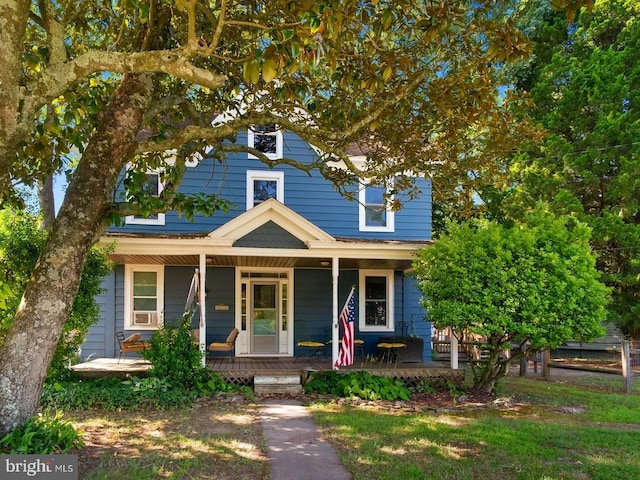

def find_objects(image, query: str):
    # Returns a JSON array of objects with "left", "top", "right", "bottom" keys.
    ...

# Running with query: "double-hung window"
[
  {"left": 246, "top": 170, "right": 284, "bottom": 209},
  {"left": 359, "top": 181, "right": 394, "bottom": 232},
  {"left": 124, "top": 265, "right": 164, "bottom": 330},
  {"left": 248, "top": 124, "right": 283, "bottom": 159},
  {"left": 125, "top": 171, "right": 165, "bottom": 225},
  {"left": 359, "top": 270, "right": 394, "bottom": 332}
]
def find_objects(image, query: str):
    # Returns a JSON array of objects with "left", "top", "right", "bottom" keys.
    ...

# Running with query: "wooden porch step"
[{"left": 253, "top": 374, "right": 303, "bottom": 394}]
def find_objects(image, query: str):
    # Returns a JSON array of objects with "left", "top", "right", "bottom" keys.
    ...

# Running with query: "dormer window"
[{"left": 248, "top": 124, "right": 283, "bottom": 159}]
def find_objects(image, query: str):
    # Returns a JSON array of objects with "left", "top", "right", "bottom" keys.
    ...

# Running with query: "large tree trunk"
[
  {"left": 0, "top": 0, "right": 30, "bottom": 200},
  {"left": 0, "top": 74, "right": 153, "bottom": 435},
  {"left": 38, "top": 174, "right": 56, "bottom": 230}
]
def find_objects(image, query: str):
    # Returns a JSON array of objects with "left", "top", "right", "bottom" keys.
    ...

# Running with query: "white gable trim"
[{"left": 208, "top": 198, "right": 335, "bottom": 245}]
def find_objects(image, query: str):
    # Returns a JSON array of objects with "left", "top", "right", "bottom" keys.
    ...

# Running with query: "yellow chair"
[
  {"left": 116, "top": 332, "right": 149, "bottom": 362},
  {"left": 295, "top": 319, "right": 326, "bottom": 358},
  {"left": 377, "top": 342, "right": 406, "bottom": 364},
  {"left": 208, "top": 328, "right": 239, "bottom": 355}
]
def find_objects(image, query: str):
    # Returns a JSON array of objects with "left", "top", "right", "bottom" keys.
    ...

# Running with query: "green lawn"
[
  {"left": 308, "top": 375, "right": 640, "bottom": 480},
  {"left": 63, "top": 373, "right": 640, "bottom": 479}
]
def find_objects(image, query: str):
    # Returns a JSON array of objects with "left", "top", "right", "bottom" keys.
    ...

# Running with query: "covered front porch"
[{"left": 100, "top": 198, "right": 432, "bottom": 366}]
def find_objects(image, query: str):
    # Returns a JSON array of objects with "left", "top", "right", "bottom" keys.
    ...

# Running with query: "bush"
[
  {"left": 143, "top": 317, "right": 209, "bottom": 390},
  {"left": 304, "top": 371, "right": 411, "bottom": 401},
  {"left": 0, "top": 208, "right": 112, "bottom": 381},
  {"left": 40, "top": 374, "right": 251, "bottom": 411},
  {"left": 0, "top": 411, "right": 84, "bottom": 454}
]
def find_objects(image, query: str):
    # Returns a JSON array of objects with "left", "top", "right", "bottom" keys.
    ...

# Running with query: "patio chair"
[
  {"left": 295, "top": 319, "right": 327, "bottom": 359},
  {"left": 116, "top": 332, "right": 149, "bottom": 363},
  {"left": 208, "top": 327, "right": 239, "bottom": 356}
]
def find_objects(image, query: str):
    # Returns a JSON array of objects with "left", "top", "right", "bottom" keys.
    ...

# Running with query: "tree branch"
[{"left": 20, "top": 48, "right": 227, "bottom": 134}]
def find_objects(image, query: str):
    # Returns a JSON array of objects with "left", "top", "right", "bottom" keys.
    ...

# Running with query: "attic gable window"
[
  {"left": 248, "top": 124, "right": 283, "bottom": 159},
  {"left": 359, "top": 181, "right": 395, "bottom": 232},
  {"left": 246, "top": 170, "right": 284, "bottom": 209},
  {"left": 125, "top": 171, "right": 166, "bottom": 226}
]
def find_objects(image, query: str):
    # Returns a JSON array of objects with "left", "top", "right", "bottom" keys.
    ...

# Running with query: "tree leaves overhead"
[{"left": 2, "top": 0, "right": 537, "bottom": 212}]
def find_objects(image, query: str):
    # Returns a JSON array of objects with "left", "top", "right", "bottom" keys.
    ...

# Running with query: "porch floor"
[{"left": 72, "top": 356, "right": 463, "bottom": 387}]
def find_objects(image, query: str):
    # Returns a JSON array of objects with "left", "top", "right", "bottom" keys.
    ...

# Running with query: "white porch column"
[
  {"left": 331, "top": 257, "right": 340, "bottom": 369},
  {"left": 450, "top": 331, "right": 459, "bottom": 370},
  {"left": 199, "top": 253, "right": 207, "bottom": 367}
]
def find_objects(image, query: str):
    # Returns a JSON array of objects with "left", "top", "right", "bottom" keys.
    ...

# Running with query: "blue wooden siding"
[
  {"left": 109, "top": 130, "right": 431, "bottom": 241},
  {"left": 81, "top": 271, "right": 116, "bottom": 359},
  {"left": 103, "top": 265, "right": 431, "bottom": 360},
  {"left": 202, "top": 267, "right": 236, "bottom": 345}
]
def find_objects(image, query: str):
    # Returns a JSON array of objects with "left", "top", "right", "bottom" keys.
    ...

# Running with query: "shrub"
[
  {"left": 143, "top": 317, "right": 209, "bottom": 390},
  {"left": 304, "top": 371, "right": 411, "bottom": 401},
  {"left": 40, "top": 374, "right": 251, "bottom": 411},
  {"left": 0, "top": 411, "right": 84, "bottom": 454},
  {"left": 0, "top": 208, "right": 112, "bottom": 381}
]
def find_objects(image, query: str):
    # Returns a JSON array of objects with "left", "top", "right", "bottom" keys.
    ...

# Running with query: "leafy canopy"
[
  {"left": 2, "top": 0, "right": 539, "bottom": 215},
  {"left": 508, "top": 0, "right": 640, "bottom": 336},
  {"left": 414, "top": 209, "right": 609, "bottom": 391}
]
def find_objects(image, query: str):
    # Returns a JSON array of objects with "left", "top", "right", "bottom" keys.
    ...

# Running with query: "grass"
[
  {"left": 61, "top": 373, "right": 640, "bottom": 479},
  {"left": 308, "top": 374, "right": 640, "bottom": 480},
  {"left": 66, "top": 403, "right": 269, "bottom": 479}
]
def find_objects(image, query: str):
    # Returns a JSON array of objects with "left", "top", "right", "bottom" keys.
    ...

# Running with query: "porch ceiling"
[{"left": 108, "top": 254, "right": 415, "bottom": 271}]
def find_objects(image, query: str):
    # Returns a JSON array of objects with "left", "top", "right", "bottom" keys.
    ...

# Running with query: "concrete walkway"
[{"left": 260, "top": 399, "right": 352, "bottom": 480}]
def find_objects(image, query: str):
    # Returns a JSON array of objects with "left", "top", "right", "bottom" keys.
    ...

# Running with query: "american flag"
[{"left": 335, "top": 287, "right": 356, "bottom": 368}]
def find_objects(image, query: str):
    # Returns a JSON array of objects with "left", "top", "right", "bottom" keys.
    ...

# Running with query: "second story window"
[
  {"left": 359, "top": 181, "right": 394, "bottom": 232},
  {"left": 125, "top": 171, "right": 165, "bottom": 226},
  {"left": 246, "top": 170, "right": 284, "bottom": 209},
  {"left": 248, "top": 124, "right": 283, "bottom": 159}
]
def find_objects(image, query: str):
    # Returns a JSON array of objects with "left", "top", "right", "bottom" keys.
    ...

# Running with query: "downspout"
[
  {"left": 199, "top": 254, "right": 207, "bottom": 367},
  {"left": 332, "top": 257, "right": 339, "bottom": 369}
]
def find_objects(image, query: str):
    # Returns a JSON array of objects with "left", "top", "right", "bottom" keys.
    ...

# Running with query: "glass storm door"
[{"left": 250, "top": 282, "right": 278, "bottom": 354}]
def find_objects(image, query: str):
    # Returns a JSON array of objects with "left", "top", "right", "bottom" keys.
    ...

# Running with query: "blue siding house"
[{"left": 84, "top": 127, "right": 433, "bottom": 364}]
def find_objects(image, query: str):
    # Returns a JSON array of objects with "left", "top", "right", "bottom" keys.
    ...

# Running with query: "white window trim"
[
  {"left": 358, "top": 269, "right": 395, "bottom": 333},
  {"left": 125, "top": 170, "right": 166, "bottom": 226},
  {"left": 248, "top": 126, "right": 283, "bottom": 160},
  {"left": 358, "top": 181, "right": 395, "bottom": 232},
  {"left": 124, "top": 264, "right": 165, "bottom": 330},
  {"left": 246, "top": 170, "right": 285, "bottom": 209}
]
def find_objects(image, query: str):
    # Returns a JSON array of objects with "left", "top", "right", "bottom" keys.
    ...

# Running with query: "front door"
[{"left": 250, "top": 282, "right": 279, "bottom": 354}]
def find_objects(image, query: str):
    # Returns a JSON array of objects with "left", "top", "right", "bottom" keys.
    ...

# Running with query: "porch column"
[
  {"left": 199, "top": 253, "right": 207, "bottom": 367},
  {"left": 450, "top": 331, "right": 459, "bottom": 370},
  {"left": 331, "top": 257, "right": 339, "bottom": 369}
]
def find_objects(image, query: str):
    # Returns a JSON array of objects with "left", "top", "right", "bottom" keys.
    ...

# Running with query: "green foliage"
[
  {"left": 412, "top": 379, "right": 437, "bottom": 394},
  {"left": 0, "top": 208, "right": 111, "bottom": 379},
  {"left": 0, "top": 411, "right": 84, "bottom": 454},
  {"left": 40, "top": 378, "right": 142, "bottom": 411},
  {"left": 414, "top": 210, "right": 610, "bottom": 392},
  {"left": 508, "top": 0, "right": 640, "bottom": 337},
  {"left": 304, "top": 370, "right": 411, "bottom": 401},
  {"left": 40, "top": 371, "right": 249, "bottom": 411},
  {"left": 143, "top": 317, "right": 209, "bottom": 390}
]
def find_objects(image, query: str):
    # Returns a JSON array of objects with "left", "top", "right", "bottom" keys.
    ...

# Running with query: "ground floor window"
[
  {"left": 359, "top": 270, "right": 394, "bottom": 332},
  {"left": 124, "top": 264, "right": 164, "bottom": 329}
]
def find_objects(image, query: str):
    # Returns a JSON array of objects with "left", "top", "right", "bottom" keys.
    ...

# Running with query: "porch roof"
[
  {"left": 100, "top": 199, "right": 431, "bottom": 271},
  {"left": 101, "top": 232, "right": 430, "bottom": 271}
]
